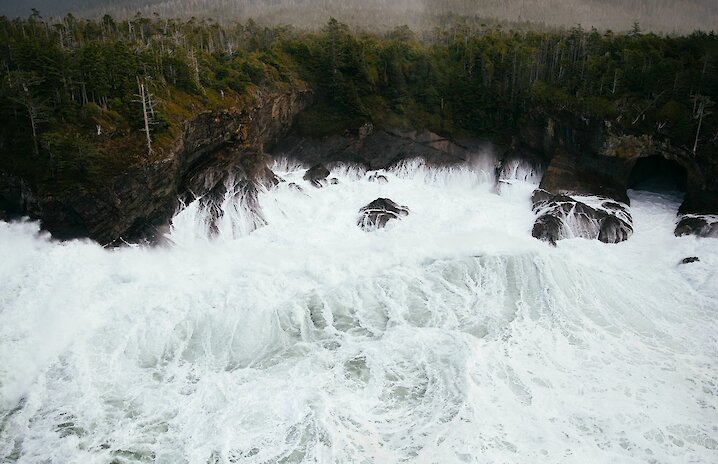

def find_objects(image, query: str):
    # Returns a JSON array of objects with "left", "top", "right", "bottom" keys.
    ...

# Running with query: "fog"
[{"left": 1, "top": 0, "right": 717, "bottom": 34}]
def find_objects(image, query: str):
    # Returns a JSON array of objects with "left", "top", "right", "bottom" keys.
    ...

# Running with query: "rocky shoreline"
[{"left": 1, "top": 94, "right": 717, "bottom": 245}]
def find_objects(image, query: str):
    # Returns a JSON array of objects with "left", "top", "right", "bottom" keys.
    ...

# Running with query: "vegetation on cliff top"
[{"left": 0, "top": 12, "right": 716, "bottom": 194}]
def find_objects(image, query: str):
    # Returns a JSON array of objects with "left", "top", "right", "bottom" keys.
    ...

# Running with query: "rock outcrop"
[
  {"left": 674, "top": 216, "right": 718, "bottom": 238},
  {"left": 512, "top": 109, "right": 717, "bottom": 238},
  {"left": 0, "top": 87, "right": 311, "bottom": 245},
  {"left": 303, "top": 164, "right": 331, "bottom": 188},
  {"left": 531, "top": 190, "right": 633, "bottom": 245},
  {"left": 367, "top": 173, "right": 389, "bottom": 184},
  {"left": 357, "top": 198, "right": 409, "bottom": 230},
  {"left": 272, "top": 125, "right": 489, "bottom": 171}
]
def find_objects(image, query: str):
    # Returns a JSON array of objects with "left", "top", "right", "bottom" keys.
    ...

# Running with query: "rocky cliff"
[
  {"left": 271, "top": 124, "right": 491, "bottom": 171},
  {"left": 510, "top": 109, "right": 718, "bottom": 240},
  {"left": 0, "top": 87, "right": 311, "bottom": 245},
  {"left": 2, "top": 90, "right": 717, "bottom": 245}
]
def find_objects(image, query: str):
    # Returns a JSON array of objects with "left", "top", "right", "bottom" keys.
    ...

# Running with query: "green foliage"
[
  {"left": 0, "top": 14, "right": 716, "bottom": 194},
  {"left": 41, "top": 130, "right": 104, "bottom": 186}
]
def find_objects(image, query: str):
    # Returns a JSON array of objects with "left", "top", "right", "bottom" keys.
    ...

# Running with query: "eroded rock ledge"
[
  {"left": 512, "top": 109, "right": 717, "bottom": 239},
  {"left": 531, "top": 190, "right": 633, "bottom": 245},
  {"left": 0, "top": 87, "right": 311, "bottom": 245},
  {"left": 2, "top": 96, "right": 716, "bottom": 245},
  {"left": 271, "top": 125, "right": 488, "bottom": 171}
]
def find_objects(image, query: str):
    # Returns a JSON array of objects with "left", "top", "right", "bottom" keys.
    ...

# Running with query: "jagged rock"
[
  {"left": 519, "top": 109, "right": 717, "bottom": 223},
  {"left": 357, "top": 198, "right": 409, "bottom": 230},
  {"left": 198, "top": 181, "right": 228, "bottom": 236},
  {"left": 256, "top": 166, "right": 282, "bottom": 190},
  {"left": 675, "top": 216, "right": 718, "bottom": 238},
  {"left": 303, "top": 164, "right": 330, "bottom": 188},
  {"left": 681, "top": 257, "right": 700, "bottom": 264},
  {"left": 598, "top": 215, "right": 633, "bottom": 243},
  {"left": 0, "top": 88, "right": 312, "bottom": 245},
  {"left": 532, "top": 214, "right": 564, "bottom": 246},
  {"left": 368, "top": 173, "right": 389, "bottom": 184},
  {"left": 531, "top": 190, "right": 633, "bottom": 245},
  {"left": 193, "top": 175, "right": 267, "bottom": 238}
]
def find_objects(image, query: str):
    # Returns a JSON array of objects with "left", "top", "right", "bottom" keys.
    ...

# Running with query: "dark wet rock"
[
  {"left": 531, "top": 214, "right": 564, "bottom": 246},
  {"left": 681, "top": 257, "right": 700, "bottom": 264},
  {"left": 329, "top": 178, "right": 339, "bottom": 185},
  {"left": 191, "top": 176, "right": 267, "bottom": 238},
  {"left": 256, "top": 166, "right": 282, "bottom": 190},
  {"left": 598, "top": 215, "right": 633, "bottom": 244},
  {"left": 674, "top": 216, "right": 718, "bottom": 238},
  {"left": 496, "top": 146, "right": 547, "bottom": 183},
  {"left": 368, "top": 173, "right": 389, "bottom": 184},
  {"left": 519, "top": 109, "right": 717, "bottom": 220},
  {"left": 287, "top": 182, "right": 303, "bottom": 192},
  {"left": 303, "top": 164, "right": 330, "bottom": 188},
  {"left": 272, "top": 128, "right": 486, "bottom": 171},
  {"left": 198, "top": 181, "right": 228, "bottom": 236},
  {"left": 357, "top": 198, "right": 409, "bottom": 230},
  {"left": 0, "top": 88, "right": 312, "bottom": 245},
  {"left": 531, "top": 190, "right": 633, "bottom": 245}
]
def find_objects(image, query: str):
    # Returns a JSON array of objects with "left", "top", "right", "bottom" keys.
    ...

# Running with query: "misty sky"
[{"left": 0, "top": 0, "right": 716, "bottom": 34}]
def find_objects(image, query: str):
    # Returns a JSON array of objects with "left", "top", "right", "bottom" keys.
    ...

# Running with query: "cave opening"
[{"left": 628, "top": 156, "right": 687, "bottom": 193}]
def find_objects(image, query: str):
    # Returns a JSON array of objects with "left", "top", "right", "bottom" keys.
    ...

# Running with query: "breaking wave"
[{"left": 1, "top": 156, "right": 716, "bottom": 463}]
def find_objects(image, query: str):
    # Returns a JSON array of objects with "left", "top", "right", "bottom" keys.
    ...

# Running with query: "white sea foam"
[{"left": 0, "top": 159, "right": 716, "bottom": 463}]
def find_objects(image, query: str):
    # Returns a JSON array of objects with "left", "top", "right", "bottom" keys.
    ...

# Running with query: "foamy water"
[{"left": 0, "top": 157, "right": 716, "bottom": 463}]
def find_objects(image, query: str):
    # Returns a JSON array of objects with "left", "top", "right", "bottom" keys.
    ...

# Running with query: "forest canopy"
[{"left": 0, "top": 13, "right": 716, "bottom": 194}]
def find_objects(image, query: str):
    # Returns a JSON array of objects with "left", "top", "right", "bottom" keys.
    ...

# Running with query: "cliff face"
[
  {"left": 0, "top": 87, "right": 311, "bottom": 245},
  {"left": 512, "top": 109, "right": 718, "bottom": 238},
  {"left": 517, "top": 110, "right": 705, "bottom": 204},
  {"left": 271, "top": 125, "right": 491, "bottom": 171},
  {"left": 2, "top": 88, "right": 716, "bottom": 244}
]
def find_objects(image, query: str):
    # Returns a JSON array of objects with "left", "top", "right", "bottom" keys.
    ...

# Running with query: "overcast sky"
[{"left": 1, "top": 0, "right": 716, "bottom": 34}]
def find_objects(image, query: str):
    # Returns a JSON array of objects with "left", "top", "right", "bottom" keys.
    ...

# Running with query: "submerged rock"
[
  {"left": 681, "top": 257, "right": 700, "bottom": 264},
  {"left": 303, "top": 163, "right": 331, "bottom": 188},
  {"left": 674, "top": 216, "right": 718, "bottom": 238},
  {"left": 287, "top": 182, "right": 303, "bottom": 192},
  {"left": 531, "top": 190, "right": 633, "bottom": 245},
  {"left": 357, "top": 198, "right": 409, "bottom": 230},
  {"left": 368, "top": 173, "right": 389, "bottom": 184}
]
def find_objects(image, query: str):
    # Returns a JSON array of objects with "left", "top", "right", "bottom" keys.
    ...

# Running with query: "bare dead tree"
[
  {"left": 691, "top": 94, "right": 714, "bottom": 155},
  {"left": 187, "top": 49, "right": 205, "bottom": 94},
  {"left": 135, "top": 76, "right": 155, "bottom": 156},
  {"left": 8, "top": 73, "right": 46, "bottom": 157},
  {"left": 632, "top": 90, "right": 666, "bottom": 125}
]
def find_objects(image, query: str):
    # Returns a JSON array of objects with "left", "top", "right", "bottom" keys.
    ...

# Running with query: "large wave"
[{"left": 1, "top": 156, "right": 716, "bottom": 463}]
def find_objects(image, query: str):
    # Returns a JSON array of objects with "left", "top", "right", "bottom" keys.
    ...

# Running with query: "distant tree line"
[
  {"left": 3, "top": 1, "right": 718, "bottom": 35},
  {"left": 0, "top": 13, "right": 716, "bottom": 192}
]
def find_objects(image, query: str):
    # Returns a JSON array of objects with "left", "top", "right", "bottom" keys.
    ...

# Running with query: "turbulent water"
[{"left": 1, "top": 156, "right": 717, "bottom": 463}]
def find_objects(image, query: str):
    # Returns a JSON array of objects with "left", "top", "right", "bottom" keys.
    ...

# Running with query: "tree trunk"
[
  {"left": 29, "top": 107, "right": 39, "bottom": 157},
  {"left": 693, "top": 102, "right": 704, "bottom": 155},
  {"left": 137, "top": 77, "right": 153, "bottom": 156}
]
